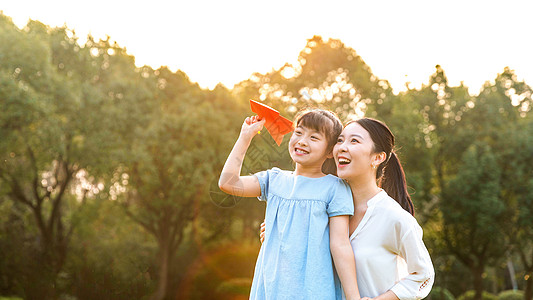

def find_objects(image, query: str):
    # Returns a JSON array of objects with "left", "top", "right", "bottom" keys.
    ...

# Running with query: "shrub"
[
  {"left": 188, "top": 242, "right": 258, "bottom": 300},
  {"left": 428, "top": 287, "right": 455, "bottom": 300},
  {"left": 497, "top": 290, "right": 524, "bottom": 300},
  {"left": 457, "top": 290, "right": 498, "bottom": 300},
  {"left": 216, "top": 277, "right": 251, "bottom": 295}
]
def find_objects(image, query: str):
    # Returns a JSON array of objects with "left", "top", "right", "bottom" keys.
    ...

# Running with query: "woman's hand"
[
  {"left": 374, "top": 290, "right": 399, "bottom": 300},
  {"left": 260, "top": 221, "right": 266, "bottom": 243},
  {"left": 240, "top": 115, "right": 266, "bottom": 141}
]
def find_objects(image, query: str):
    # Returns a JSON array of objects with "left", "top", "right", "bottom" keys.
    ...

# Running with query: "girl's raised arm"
[{"left": 218, "top": 116, "right": 266, "bottom": 198}]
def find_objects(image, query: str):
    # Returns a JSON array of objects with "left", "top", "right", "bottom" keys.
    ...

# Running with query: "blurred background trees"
[{"left": 1, "top": 12, "right": 532, "bottom": 300}]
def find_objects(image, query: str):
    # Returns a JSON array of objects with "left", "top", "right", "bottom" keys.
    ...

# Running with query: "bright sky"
[{"left": 2, "top": 0, "right": 532, "bottom": 95}]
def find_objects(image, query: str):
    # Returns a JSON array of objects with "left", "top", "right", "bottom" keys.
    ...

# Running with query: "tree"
[
  {"left": 0, "top": 14, "right": 146, "bottom": 299},
  {"left": 508, "top": 120, "right": 533, "bottom": 300},
  {"left": 415, "top": 66, "right": 473, "bottom": 199},
  {"left": 440, "top": 142, "right": 507, "bottom": 299},
  {"left": 485, "top": 69, "right": 533, "bottom": 299},
  {"left": 0, "top": 17, "right": 93, "bottom": 299},
  {"left": 435, "top": 67, "right": 530, "bottom": 300},
  {"left": 234, "top": 35, "right": 392, "bottom": 121},
  {"left": 116, "top": 68, "right": 243, "bottom": 300}
]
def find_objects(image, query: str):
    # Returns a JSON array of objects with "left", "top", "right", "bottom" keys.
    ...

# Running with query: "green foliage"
[
  {"left": 417, "top": 65, "right": 533, "bottom": 297},
  {"left": 457, "top": 290, "right": 498, "bottom": 300},
  {"left": 0, "top": 12, "right": 156, "bottom": 299},
  {"left": 497, "top": 290, "right": 524, "bottom": 300},
  {"left": 65, "top": 199, "right": 154, "bottom": 300},
  {"left": 497, "top": 117, "right": 533, "bottom": 281},
  {"left": 443, "top": 143, "right": 503, "bottom": 231},
  {"left": 428, "top": 287, "right": 456, "bottom": 300}
]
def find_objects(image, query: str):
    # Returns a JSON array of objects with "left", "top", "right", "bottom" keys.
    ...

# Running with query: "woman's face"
[{"left": 333, "top": 122, "right": 379, "bottom": 180}]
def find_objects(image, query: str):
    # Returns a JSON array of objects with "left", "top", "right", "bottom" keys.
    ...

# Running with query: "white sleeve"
[{"left": 390, "top": 224, "right": 435, "bottom": 300}]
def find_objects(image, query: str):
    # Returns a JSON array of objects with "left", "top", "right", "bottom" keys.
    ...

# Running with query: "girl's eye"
[
  {"left": 351, "top": 138, "right": 359, "bottom": 143},
  {"left": 311, "top": 136, "right": 319, "bottom": 140},
  {"left": 337, "top": 138, "right": 343, "bottom": 143}
]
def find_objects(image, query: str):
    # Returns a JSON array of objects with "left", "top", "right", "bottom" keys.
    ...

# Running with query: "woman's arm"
[
  {"left": 389, "top": 224, "right": 435, "bottom": 300},
  {"left": 218, "top": 116, "right": 265, "bottom": 197},
  {"left": 330, "top": 215, "right": 360, "bottom": 300}
]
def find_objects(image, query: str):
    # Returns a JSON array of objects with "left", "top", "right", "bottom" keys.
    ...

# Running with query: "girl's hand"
[{"left": 240, "top": 115, "right": 266, "bottom": 141}]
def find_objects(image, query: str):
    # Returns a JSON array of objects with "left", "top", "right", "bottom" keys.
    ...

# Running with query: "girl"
[
  {"left": 334, "top": 118, "right": 434, "bottom": 299},
  {"left": 219, "top": 109, "right": 360, "bottom": 300}
]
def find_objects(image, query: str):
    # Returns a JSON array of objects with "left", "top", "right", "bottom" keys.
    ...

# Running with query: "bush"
[
  {"left": 216, "top": 277, "right": 252, "bottom": 296},
  {"left": 187, "top": 242, "right": 258, "bottom": 300},
  {"left": 428, "top": 287, "right": 455, "bottom": 300},
  {"left": 0, "top": 297, "right": 24, "bottom": 300},
  {"left": 457, "top": 290, "right": 498, "bottom": 300},
  {"left": 497, "top": 290, "right": 524, "bottom": 300}
]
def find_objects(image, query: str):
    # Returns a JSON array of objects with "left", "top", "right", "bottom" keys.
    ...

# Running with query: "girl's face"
[
  {"left": 288, "top": 125, "right": 331, "bottom": 168},
  {"left": 333, "top": 122, "right": 381, "bottom": 180}
]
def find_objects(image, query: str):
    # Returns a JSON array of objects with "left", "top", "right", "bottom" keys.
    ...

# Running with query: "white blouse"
[{"left": 347, "top": 190, "right": 434, "bottom": 300}]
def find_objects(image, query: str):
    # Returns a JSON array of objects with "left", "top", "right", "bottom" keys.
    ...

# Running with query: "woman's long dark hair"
[
  {"left": 352, "top": 118, "right": 415, "bottom": 216},
  {"left": 294, "top": 109, "right": 343, "bottom": 176}
]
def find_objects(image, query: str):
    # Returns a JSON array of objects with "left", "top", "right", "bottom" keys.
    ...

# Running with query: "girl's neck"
[
  {"left": 294, "top": 163, "right": 325, "bottom": 178},
  {"left": 347, "top": 175, "right": 382, "bottom": 207}
]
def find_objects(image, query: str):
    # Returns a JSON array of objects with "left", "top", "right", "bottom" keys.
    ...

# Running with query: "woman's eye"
[
  {"left": 351, "top": 138, "right": 359, "bottom": 143},
  {"left": 337, "top": 138, "right": 343, "bottom": 143},
  {"left": 311, "top": 136, "right": 319, "bottom": 140}
]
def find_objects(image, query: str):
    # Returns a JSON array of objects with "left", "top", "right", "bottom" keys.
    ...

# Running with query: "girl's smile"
[{"left": 294, "top": 147, "right": 310, "bottom": 155}]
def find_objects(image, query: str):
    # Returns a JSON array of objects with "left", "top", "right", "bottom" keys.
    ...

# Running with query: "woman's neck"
[
  {"left": 347, "top": 175, "right": 382, "bottom": 207},
  {"left": 294, "top": 163, "right": 325, "bottom": 178}
]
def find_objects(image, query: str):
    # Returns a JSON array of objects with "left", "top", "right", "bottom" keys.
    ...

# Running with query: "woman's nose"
[{"left": 337, "top": 141, "right": 348, "bottom": 152}]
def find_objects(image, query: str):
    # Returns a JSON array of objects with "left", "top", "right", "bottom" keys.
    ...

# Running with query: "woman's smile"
[{"left": 337, "top": 155, "right": 352, "bottom": 168}]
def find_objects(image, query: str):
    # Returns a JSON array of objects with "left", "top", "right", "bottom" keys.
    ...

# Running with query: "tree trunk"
[
  {"left": 525, "top": 272, "right": 533, "bottom": 300},
  {"left": 151, "top": 240, "right": 170, "bottom": 300},
  {"left": 507, "top": 260, "right": 518, "bottom": 291},
  {"left": 472, "top": 266, "right": 484, "bottom": 300}
]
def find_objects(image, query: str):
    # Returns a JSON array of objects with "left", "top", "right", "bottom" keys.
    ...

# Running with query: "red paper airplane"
[{"left": 250, "top": 99, "right": 293, "bottom": 146}]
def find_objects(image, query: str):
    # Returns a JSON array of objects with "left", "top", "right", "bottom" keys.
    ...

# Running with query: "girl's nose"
[{"left": 297, "top": 138, "right": 308, "bottom": 147}]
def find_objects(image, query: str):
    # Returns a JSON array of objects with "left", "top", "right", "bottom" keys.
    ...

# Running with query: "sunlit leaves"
[{"left": 234, "top": 35, "right": 392, "bottom": 121}]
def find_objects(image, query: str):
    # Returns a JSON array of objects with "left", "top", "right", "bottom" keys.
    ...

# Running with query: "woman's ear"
[
  {"left": 373, "top": 151, "right": 387, "bottom": 166},
  {"left": 326, "top": 150, "right": 333, "bottom": 159}
]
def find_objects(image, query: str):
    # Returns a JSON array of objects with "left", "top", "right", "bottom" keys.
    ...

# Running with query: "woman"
[{"left": 261, "top": 117, "right": 434, "bottom": 300}]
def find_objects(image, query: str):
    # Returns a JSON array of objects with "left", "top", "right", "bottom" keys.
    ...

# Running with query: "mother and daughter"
[{"left": 218, "top": 106, "right": 434, "bottom": 300}]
